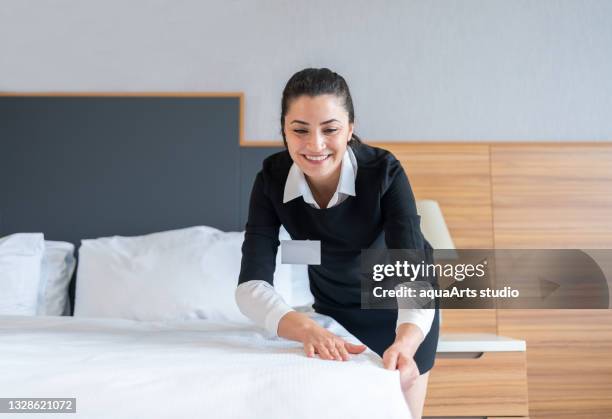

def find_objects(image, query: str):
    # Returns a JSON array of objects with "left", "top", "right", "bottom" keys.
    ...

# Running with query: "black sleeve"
[
  {"left": 381, "top": 161, "right": 438, "bottom": 289},
  {"left": 381, "top": 162, "right": 424, "bottom": 250},
  {"left": 238, "top": 171, "right": 281, "bottom": 287}
]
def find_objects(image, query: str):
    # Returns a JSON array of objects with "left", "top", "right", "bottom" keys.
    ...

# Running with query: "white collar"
[{"left": 283, "top": 147, "right": 357, "bottom": 209}]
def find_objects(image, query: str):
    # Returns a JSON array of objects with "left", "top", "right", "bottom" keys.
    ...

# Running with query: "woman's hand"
[
  {"left": 278, "top": 311, "right": 367, "bottom": 361},
  {"left": 383, "top": 323, "right": 424, "bottom": 391},
  {"left": 300, "top": 324, "right": 368, "bottom": 361}
]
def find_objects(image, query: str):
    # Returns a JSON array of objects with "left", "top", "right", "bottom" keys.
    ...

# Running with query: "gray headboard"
[{"left": 0, "top": 94, "right": 283, "bottom": 313}]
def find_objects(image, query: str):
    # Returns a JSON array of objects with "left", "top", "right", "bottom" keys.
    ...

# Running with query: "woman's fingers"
[
  {"left": 396, "top": 352, "right": 409, "bottom": 372},
  {"left": 337, "top": 342, "right": 351, "bottom": 361},
  {"left": 326, "top": 341, "right": 342, "bottom": 361},
  {"left": 345, "top": 342, "right": 367, "bottom": 354},
  {"left": 316, "top": 343, "right": 333, "bottom": 360},
  {"left": 303, "top": 331, "right": 367, "bottom": 362},
  {"left": 382, "top": 348, "right": 399, "bottom": 370},
  {"left": 304, "top": 343, "right": 315, "bottom": 358},
  {"left": 397, "top": 354, "right": 419, "bottom": 390},
  {"left": 397, "top": 354, "right": 418, "bottom": 376},
  {"left": 312, "top": 340, "right": 351, "bottom": 361}
]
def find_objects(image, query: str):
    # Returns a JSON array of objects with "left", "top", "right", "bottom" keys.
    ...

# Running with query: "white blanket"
[{"left": 0, "top": 313, "right": 411, "bottom": 419}]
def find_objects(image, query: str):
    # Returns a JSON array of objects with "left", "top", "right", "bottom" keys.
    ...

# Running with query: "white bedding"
[{"left": 0, "top": 313, "right": 411, "bottom": 419}]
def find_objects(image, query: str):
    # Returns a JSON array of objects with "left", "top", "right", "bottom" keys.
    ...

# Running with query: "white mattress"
[{"left": 0, "top": 313, "right": 411, "bottom": 419}]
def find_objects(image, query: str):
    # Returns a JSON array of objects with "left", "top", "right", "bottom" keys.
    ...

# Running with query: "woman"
[{"left": 236, "top": 68, "right": 439, "bottom": 419}]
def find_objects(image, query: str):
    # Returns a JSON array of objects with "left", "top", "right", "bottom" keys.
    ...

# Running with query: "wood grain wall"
[
  {"left": 491, "top": 144, "right": 612, "bottom": 419},
  {"left": 382, "top": 142, "right": 612, "bottom": 419}
]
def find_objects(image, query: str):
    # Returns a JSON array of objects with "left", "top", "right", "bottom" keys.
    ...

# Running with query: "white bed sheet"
[{"left": 0, "top": 313, "right": 411, "bottom": 419}]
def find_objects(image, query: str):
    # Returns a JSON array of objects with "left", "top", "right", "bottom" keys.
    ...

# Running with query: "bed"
[
  {"left": 0, "top": 313, "right": 411, "bottom": 418},
  {"left": 0, "top": 226, "right": 413, "bottom": 418}
]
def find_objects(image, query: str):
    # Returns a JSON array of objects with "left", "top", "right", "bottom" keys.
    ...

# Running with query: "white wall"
[{"left": 1, "top": 0, "right": 611, "bottom": 141}]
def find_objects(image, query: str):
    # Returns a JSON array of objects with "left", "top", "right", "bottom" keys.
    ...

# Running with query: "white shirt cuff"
[
  {"left": 264, "top": 304, "right": 295, "bottom": 336},
  {"left": 396, "top": 308, "right": 435, "bottom": 339},
  {"left": 235, "top": 280, "right": 295, "bottom": 336}
]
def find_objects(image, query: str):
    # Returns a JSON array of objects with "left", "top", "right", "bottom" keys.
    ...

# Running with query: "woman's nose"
[{"left": 306, "top": 132, "right": 326, "bottom": 152}]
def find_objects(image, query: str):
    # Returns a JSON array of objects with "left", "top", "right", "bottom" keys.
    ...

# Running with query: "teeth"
[{"left": 305, "top": 155, "right": 329, "bottom": 161}]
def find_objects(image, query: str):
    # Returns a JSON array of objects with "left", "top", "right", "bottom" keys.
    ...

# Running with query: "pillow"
[
  {"left": 288, "top": 265, "right": 314, "bottom": 308},
  {"left": 0, "top": 233, "right": 45, "bottom": 315},
  {"left": 37, "top": 241, "right": 76, "bottom": 316},
  {"left": 74, "top": 226, "right": 293, "bottom": 322}
]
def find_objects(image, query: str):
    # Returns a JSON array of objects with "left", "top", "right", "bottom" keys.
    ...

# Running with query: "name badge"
[{"left": 280, "top": 240, "right": 321, "bottom": 265}]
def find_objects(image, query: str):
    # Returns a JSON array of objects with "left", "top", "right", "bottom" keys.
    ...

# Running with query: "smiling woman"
[
  {"left": 235, "top": 68, "right": 440, "bottom": 419},
  {"left": 283, "top": 94, "right": 354, "bottom": 209},
  {"left": 280, "top": 70, "right": 362, "bottom": 210}
]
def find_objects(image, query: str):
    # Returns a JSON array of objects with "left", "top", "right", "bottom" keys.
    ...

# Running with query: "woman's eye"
[
  {"left": 293, "top": 129, "right": 308, "bottom": 134},
  {"left": 324, "top": 129, "right": 338, "bottom": 134}
]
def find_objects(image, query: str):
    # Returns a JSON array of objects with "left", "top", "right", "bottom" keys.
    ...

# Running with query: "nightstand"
[{"left": 423, "top": 333, "right": 529, "bottom": 418}]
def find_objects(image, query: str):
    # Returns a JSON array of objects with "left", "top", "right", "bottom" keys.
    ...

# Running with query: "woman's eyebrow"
[
  {"left": 320, "top": 119, "right": 340, "bottom": 125},
  {"left": 290, "top": 118, "right": 341, "bottom": 125}
]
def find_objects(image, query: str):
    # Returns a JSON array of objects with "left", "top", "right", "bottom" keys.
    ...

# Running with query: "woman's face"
[{"left": 283, "top": 94, "right": 354, "bottom": 182}]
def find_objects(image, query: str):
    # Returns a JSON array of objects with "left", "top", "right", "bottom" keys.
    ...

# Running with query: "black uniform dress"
[{"left": 238, "top": 141, "right": 440, "bottom": 374}]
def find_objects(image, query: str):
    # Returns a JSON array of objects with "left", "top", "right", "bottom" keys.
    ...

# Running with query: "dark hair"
[{"left": 280, "top": 68, "right": 363, "bottom": 148}]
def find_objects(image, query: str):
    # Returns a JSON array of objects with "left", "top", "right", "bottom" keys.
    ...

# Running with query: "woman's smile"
[{"left": 302, "top": 153, "right": 332, "bottom": 164}]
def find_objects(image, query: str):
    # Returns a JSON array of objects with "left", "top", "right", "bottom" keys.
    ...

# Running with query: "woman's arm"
[
  {"left": 380, "top": 159, "right": 436, "bottom": 383},
  {"left": 236, "top": 282, "right": 367, "bottom": 361},
  {"left": 236, "top": 171, "right": 290, "bottom": 333},
  {"left": 235, "top": 280, "right": 295, "bottom": 334},
  {"left": 396, "top": 308, "right": 435, "bottom": 349}
]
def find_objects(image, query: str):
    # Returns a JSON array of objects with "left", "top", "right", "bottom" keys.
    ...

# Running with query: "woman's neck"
[{"left": 305, "top": 165, "right": 342, "bottom": 209}]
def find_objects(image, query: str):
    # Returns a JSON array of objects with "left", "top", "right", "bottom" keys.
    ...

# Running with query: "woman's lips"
[{"left": 302, "top": 154, "right": 331, "bottom": 164}]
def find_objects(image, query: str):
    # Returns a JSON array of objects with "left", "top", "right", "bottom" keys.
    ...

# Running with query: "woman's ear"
[
  {"left": 347, "top": 122, "right": 354, "bottom": 143},
  {"left": 281, "top": 123, "right": 288, "bottom": 148}
]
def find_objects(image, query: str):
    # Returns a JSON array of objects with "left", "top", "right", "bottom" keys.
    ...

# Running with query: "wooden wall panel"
[
  {"left": 491, "top": 145, "right": 612, "bottom": 248},
  {"left": 381, "top": 143, "right": 497, "bottom": 335},
  {"left": 381, "top": 143, "right": 494, "bottom": 249},
  {"left": 497, "top": 310, "right": 612, "bottom": 419},
  {"left": 491, "top": 144, "right": 612, "bottom": 419}
]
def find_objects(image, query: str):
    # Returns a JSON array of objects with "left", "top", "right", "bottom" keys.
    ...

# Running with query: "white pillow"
[
  {"left": 288, "top": 265, "right": 314, "bottom": 307},
  {"left": 37, "top": 241, "right": 76, "bottom": 316},
  {"left": 0, "top": 233, "right": 45, "bottom": 315},
  {"left": 74, "top": 226, "right": 293, "bottom": 322}
]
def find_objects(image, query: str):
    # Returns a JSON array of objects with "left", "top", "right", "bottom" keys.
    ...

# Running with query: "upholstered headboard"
[{"left": 0, "top": 93, "right": 283, "bottom": 313}]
